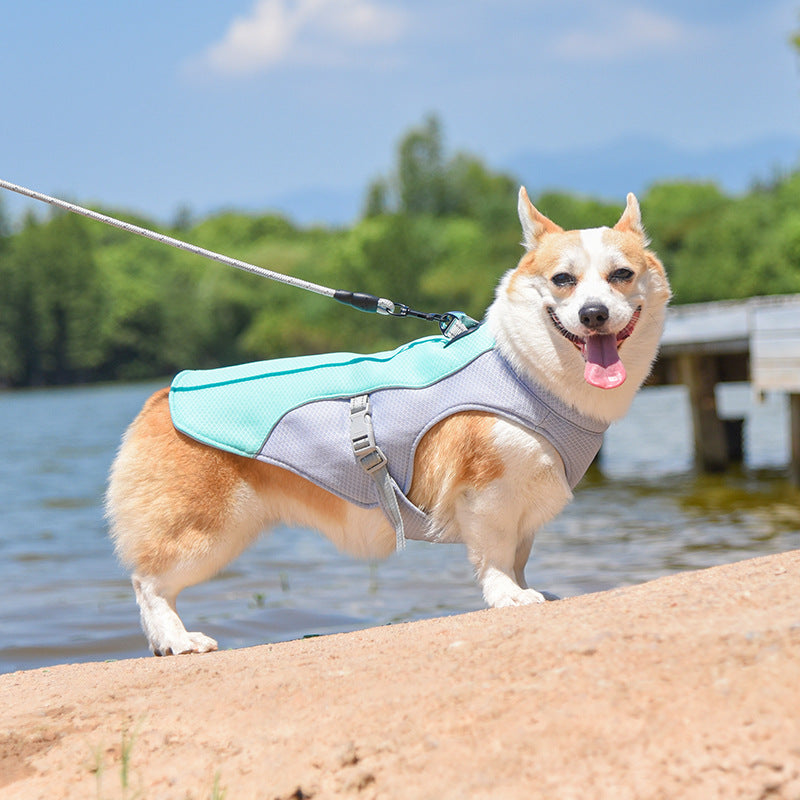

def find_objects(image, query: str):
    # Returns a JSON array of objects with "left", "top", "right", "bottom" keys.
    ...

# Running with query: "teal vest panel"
[{"left": 170, "top": 325, "right": 495, "bottom": 459}]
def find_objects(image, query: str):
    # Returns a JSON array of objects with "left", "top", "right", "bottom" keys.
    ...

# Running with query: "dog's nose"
[{"left": 579, "top": 303, "right": 610, "bottom": 330}]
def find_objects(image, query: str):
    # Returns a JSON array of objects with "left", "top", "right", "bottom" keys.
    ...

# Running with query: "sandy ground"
[{"left": 1, "top": 549, "right": 799, "bottom": 800}]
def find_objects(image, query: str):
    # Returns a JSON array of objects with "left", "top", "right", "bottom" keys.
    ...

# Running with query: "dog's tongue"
[{"left": 584, "top": 334, "right": 626, "bottom": 389}]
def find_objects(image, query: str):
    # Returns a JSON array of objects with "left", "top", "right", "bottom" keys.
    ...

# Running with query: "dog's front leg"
[
  {"left": 457, "top": 429, "right": 572, "bottom": 608},
  {"left": 456, "top": 490, "right": 547, "bottom": 607},
  {"left": 513, "top": 536, "right": 533, "bottom": 589},
  {"left": 470, "top": 539, "right": 547, "bottom": 608}
]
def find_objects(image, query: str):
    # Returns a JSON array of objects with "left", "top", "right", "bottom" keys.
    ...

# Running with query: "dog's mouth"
[{"left": 547, "top": 306, "right": 641, "bottom": 389}]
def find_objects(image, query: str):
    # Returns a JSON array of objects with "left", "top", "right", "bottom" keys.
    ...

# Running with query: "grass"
[
  {"left": 90, "top": 723, "right": 141, "bottom": 800},
  {"left": 89, "top": 722, "right": 227, "bottom": 800},
  {"left": 211, "top": 772, "right": 227, "bottom": 800}
]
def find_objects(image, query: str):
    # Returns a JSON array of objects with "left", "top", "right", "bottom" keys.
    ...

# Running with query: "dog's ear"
[
  {"left": 518, "top": 187, "right": 563, "bottom": 250},
  {"left": 614, "top": 193, "right": 648, "bottom": 241}
]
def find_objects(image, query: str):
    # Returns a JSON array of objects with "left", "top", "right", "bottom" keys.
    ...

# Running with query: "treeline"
[{"left": 1, "top": 115, "right": 800, "bottom": 387}]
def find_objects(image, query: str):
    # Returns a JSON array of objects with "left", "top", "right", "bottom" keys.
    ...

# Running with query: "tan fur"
[
  {"left": 409, "top": 411, "right": 505, "bottom": 515},
  {"left": 510, "top": 231, "right": 583, "bottom": 290},
  {"left": 108, "top": 388, "right": 349, "bottom": 575},
  {"left": 107, "top": 187, "right": 670, "bottom": 656}
]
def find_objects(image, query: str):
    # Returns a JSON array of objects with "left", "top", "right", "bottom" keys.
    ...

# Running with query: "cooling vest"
[{"left": 169, "top": 324, "right": 607, "bottom": 541}]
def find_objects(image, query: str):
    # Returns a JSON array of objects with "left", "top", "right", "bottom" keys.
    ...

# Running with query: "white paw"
[
  {"left": 485, "top": 585, "right": 547, "bottom": 609},
  {"left": 153, "top": 632, "right": 218, "bottom": 657},
  {"left": 481, "top": 567, "right": 548, "bottom": 608},
  {"left": 492, "top": 587, "right": 547, "bottom": 608}
]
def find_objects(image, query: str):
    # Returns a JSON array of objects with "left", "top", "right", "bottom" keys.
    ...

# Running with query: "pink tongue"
[{"left": 584, "top": 334, "right": 626, "bottom": 389}]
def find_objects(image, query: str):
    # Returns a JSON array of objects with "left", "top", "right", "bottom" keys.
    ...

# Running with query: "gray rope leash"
[
  {"left": 0, "top": 178, "right": 401, "bottom": 313},
  {"left": 0, "top": 177, "right": 479, "bottom": 335}
]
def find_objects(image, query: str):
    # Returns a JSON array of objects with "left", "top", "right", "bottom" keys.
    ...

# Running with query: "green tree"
[
  {"left": 641, "top": 182, "right": 729, "bottom": 255},
  {"left": 364, "top": 114, "right": 519, "bottom": 222},
  {"left": 397, "top": 114, "right": 448, "bottom": 215},
  {"left": 0, "top": 197, "right": 9, "bottom": 240},
  {"left": 0, "top": 212, "right": 104, "bottom": 385},
  {"left": 441, "top": 153, "right": 518, "bottom": 227},
  {"left": 532, "top": 192, "right": 624, "bottom": 233}
]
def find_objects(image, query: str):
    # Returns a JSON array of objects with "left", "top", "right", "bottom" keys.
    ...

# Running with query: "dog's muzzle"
[{"left": 547, "top": 306, "right": 641, "bottom": 389}]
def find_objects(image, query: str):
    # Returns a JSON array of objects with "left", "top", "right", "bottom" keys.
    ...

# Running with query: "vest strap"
[{"left": 349, "top": 395, "right": 406, "bottom": 551}]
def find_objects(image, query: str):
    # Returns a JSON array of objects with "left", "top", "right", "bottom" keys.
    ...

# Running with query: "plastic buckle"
[
  {"left": 350, "top": 397, "right": 388, "bottom": 474},
  {"left": 354, "top": 441, "right": 389, "bottom": 474}
]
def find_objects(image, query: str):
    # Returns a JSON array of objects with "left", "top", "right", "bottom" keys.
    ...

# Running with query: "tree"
[
  {"left": 0, "top": 212, "right": 104, "bottom": 384},
  {"left": 0, "top": 197, "right": 9, "bottom": 240},
  {"left": 397, "top": 114, "right": 448, "bottom": 215},
  {"left": 364, "top": 114, "right": 518, "bottom": 220}
]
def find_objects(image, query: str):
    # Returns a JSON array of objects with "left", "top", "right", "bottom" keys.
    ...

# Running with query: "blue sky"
[{"left": 2, "top": 0, "right": 800, "bottom": 225}]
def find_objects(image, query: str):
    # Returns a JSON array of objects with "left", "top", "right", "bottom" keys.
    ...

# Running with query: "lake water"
[{"left": 0, "top": 379, "right": 798, "bottom": 674}]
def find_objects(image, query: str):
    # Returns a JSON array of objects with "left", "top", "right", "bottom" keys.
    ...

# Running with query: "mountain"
[
  {"left": 260, "top": 134, "right": 800, "bottom": 226},
  {"left": 263, "top": 185, "right": 364, "bottom": 228},
  {"left": 504, "top": 134, "right": 800, "bottom": 201}
]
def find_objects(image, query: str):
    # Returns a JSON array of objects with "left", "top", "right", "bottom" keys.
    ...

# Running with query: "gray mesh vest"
[{"left": 170, "top": 324, "right": 608, "bottom": 542}]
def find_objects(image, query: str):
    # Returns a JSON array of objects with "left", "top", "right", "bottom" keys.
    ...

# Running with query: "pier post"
[
  {"left": 678, "top": 354, "right": 729, "bottom": 472},
  {"left": 790, "top": 394, "right": 800, "bottom": 487}
]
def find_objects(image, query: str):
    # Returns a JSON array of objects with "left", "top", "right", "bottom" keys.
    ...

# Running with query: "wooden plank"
[
  {"left": 754, "top": 367, "right": 800, "bottom": 390},
  {"left": 659, "top": 339, "right": 749, "bottom": 358},
  {"left": 752, "top": 301, "right": 800, "bottom": 331},
  {"left": 677, "top": 353, "right": 729, "bottom": 472},
  {"left": 790, "top": 394, "right": 800, "bottom": 487},
  {"left": 661, "top": 301, "right": 750, "bottom": 347},
  {"left": 752, "top": 340, "right": 800, "bottom": 360},
  {"left": 750, "top": 302, "right": 800, "bottom": 391},
  {"left": 752, "top": 328, "right": 800, "bottom": 347},
  {"left": 752, "top": 327, "right": 800, "bottom": 391}
]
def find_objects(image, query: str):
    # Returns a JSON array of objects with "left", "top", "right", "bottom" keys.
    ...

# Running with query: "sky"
[{"left": 2, "top": 0, "right": 800, "bottom": 226}]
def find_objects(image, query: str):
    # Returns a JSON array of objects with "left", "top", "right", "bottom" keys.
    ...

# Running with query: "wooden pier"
[{"left": 648, "top": 293, "right": 800, "bottom": 483}]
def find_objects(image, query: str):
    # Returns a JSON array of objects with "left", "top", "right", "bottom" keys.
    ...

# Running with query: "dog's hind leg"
[
  {"left": 125, "top": 501, "right": 266, "bottom": 655},
  {"left": 118, "top": 487, "right": 268, "bottom": 655},
  {"left": 107, "top": 387, "right": 272, "bottom": 655},
  {"left": 132, "top": 571, "right": 218, "bottom": 656},
  {"left": 126, "top": 507, "right": 264, "bottom": 655}
]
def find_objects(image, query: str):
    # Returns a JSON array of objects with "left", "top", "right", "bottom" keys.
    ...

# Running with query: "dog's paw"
[
  {"left": 153, "top": 632, "right": 218, "bottom": 657},
  {"left": 185, "top": 631, "right": 219, "bottom": 653},
  {"left": 487, "top": 587, "right": 547, "bottom": 608}
]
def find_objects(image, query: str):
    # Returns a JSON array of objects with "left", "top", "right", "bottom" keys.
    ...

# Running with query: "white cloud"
[
  {"left": 197, "top": 0, "right": 408, "bottom": 76},
  {"left": 550, "top": 8, "right": 701, "bottom": 62}
]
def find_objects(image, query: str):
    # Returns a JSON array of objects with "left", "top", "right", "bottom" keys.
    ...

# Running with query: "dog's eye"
[
  {"left": 609, "top": 268, "right": 634, "bottom": 284},
  {"left": 551, "top": 272, "right": 577, "bottom": 288}
]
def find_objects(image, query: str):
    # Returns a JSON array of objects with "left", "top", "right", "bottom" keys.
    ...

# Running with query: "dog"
[{"left": 106, "top": 188, "right": 671, "bottom": 656}]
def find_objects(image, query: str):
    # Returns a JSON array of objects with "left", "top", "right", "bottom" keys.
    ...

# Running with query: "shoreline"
[{"left": 2, "top": 549, "right": 799, "bottom": 799}]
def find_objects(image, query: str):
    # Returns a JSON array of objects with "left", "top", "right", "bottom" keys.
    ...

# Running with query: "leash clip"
[
  {"left": 437, "top": 311, "right": 479, "bottom": 339},
  {"left": 385, "top": 303, "right": 479, "bottom": 340}
]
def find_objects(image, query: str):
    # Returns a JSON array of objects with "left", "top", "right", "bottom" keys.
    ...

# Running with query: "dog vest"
[{"left": 169, "top": 324, "right": 607, "bottom": 545}]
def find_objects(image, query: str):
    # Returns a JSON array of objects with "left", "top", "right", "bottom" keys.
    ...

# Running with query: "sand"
[{"left": 2, "top": 549, "right": 799, "bottom": 800}]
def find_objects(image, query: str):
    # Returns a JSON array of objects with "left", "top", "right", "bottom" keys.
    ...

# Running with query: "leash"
[{"left": 0, "top": 178, "right": 477, "bottom": 339}]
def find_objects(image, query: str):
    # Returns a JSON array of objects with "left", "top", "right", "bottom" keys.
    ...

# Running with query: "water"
[{"left": 0, "top": 381, "right": 797, "bottom": 674}]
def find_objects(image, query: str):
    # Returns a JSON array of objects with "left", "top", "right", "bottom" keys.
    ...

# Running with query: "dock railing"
[{"left": 648, "top": 293, "right": 800, "bottom": 483}]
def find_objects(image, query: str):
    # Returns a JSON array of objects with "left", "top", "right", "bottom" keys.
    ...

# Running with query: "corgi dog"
[{"left": 106, "top": 188, "right": 670, "bottom": 656}]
